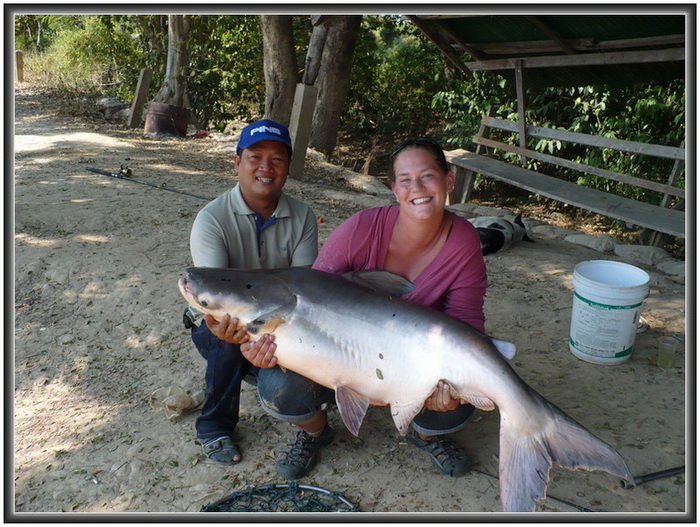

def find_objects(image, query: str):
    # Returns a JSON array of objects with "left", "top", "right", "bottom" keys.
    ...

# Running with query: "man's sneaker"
[{"left": 275, "top": 425, "right": 334, "bottom": 480}]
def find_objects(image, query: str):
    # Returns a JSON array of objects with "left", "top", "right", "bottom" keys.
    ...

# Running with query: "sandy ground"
[{"left": 12, "top": 85, "right": 688, "bottom": 521}]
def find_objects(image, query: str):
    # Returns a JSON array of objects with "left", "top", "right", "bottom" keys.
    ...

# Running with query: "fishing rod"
[
  {"left": 474, "top": 464, "right": 685, "bottom": 512},
  {"left": 620, "top": 466, "right": 685, "bottom": 489},
  {"left": 472, "top": 469, "right": 593, "bottom": 512},
  {"left": 86, "top": 166, "right": 214, "bottom": 201}
]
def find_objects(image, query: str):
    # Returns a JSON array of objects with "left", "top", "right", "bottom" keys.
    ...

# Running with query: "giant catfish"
[{"left": 178, "top": 266, "right": 634, "bottom": 512}]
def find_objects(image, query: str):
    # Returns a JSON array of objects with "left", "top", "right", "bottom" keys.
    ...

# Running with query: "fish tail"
[{"left": 498, "top": 393, "right": 634, "bottom": 512}]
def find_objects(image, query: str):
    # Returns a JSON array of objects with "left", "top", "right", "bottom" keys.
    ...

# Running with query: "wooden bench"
[{"left": 445, "top": 113, "right": 686, "bottom": 242}]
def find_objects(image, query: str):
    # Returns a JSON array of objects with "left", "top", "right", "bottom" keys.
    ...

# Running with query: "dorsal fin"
[{"left": 342, "top": 270, "right": 415, "bottom": 297}]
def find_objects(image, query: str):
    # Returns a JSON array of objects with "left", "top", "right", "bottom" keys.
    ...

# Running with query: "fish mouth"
[{"left": 178, "top": 276, "right": 196, "bottom": 300}]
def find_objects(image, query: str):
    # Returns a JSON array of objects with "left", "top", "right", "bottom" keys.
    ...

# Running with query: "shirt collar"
[{"left": 230, "top": 184, "right": 292, "bottom": 219}]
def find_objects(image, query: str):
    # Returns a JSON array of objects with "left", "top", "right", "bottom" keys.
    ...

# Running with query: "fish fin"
[
  {"left": 444, "top": 381, "right": 495, "bottom": 411},
  {"left": 389, "top": 401, "right": 426, "bottom": 436},
  {"left": 491, "top": 338, "right": 516, "bottom": 360},
  {"left": 498, "top": 389, "right": 634, "bottom": 512},
  {"left": 342, "top": 270, "right": 415, "bottom": 297},
  {"left": 335, "top": 386, "right": 370, "bottom": 437},
  {"left": 513, "top": 214, "right": 535, "bottom": 243},
  {"left": 247, "top": 309, "right": 289, "bottom": 335},
  {"left": 460, "top": 394, "right": 495, "bottom": 411}
]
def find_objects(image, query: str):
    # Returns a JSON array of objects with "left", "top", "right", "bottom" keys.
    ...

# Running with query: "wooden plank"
[
  {"left": 475, "top": 34, "right": 685, "bottom": 55},
  {"left": 472, "top": 136, "right": 685, "bottom": 198},
  {"left": 482, "top": 116, "right": 685, "bottom": 160},
  {"left": 444, "top": 150, "right": 685, "bottom": 237},
  {"left": 467, "top": 47, "right": 685, "bottom": 72}
]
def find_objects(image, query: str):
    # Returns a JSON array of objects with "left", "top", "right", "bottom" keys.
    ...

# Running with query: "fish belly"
[{"left": 269, "top": 300, "right": 440, "bottom": 408}]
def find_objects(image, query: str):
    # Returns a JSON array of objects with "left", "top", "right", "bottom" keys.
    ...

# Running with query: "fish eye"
[
  {"left": 200, "top": 300, "right": 208, "bottom": 307},
  {"left": 246, "top": 284, "right": 253, "bottom": 289}
]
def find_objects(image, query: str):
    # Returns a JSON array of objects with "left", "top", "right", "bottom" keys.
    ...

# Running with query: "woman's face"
[{"left": 391, "top": 146, "right": 455, "bottom": 221}]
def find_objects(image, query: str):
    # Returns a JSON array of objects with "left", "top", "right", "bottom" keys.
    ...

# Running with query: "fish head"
[{"left": 178, "top": 267, "right": 295, "bottom": 323}]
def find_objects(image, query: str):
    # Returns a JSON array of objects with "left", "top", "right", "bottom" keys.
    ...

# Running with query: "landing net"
[{"left": 200, "top": 482, "right": 360, "bottom": 513}]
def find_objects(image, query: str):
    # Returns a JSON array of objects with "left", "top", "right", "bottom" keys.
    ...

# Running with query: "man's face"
[{"left": 234, "top": 140, "right": 290, "bottom": 202}]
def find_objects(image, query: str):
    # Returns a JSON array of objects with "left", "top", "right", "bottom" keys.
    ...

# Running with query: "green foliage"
[
  {"left": 18, "top": 15, "right": 162, "bottom": 99},
  {"left": 343, "top": 16, "right": 450, "bottom": 145},
  {"left": 525, "top": 82, "right": 686, "bottom": 205},
  {"left": 432, "top": 72, "right": 515, "bottom": 148},
  {"left": 186, "top": 15, "right": 266, "bottom": 128}
]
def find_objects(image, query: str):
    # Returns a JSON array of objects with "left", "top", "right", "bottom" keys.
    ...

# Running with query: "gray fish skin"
[{"left": 178, "top": 266, "right": 633, "bottom": 512}]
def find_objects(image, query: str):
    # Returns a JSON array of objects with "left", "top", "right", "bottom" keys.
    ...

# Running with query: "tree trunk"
[
  {"left": 303, "top": 17, "right": 330, "bottom": 85},
  {"left": 154, "top": 15, "right": 191, "bottom": 108},
  {"left": 260, "top": 15, "right": 298, "bottom": 125},
  {"left": 309, "top": 16, "right": 362, "bottom": 157}
]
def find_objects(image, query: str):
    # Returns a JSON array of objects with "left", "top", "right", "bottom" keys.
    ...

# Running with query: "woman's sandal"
[
  {"left": 411, "top": 430, "right": 470, "bottom": 477},
  {"left": 201, "top": 436, "right": 241, "bottom": 465}
]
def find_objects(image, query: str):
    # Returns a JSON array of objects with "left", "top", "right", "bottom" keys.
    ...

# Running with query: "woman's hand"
[
  {"left": 240, "top": 334, "right": 278, "bottom": 369},
  {"left": 204, "top": 314, "right": 250, "bottom": 345},
  {"left": 424, "top": 381, "right": 466, "bottom": 412}
]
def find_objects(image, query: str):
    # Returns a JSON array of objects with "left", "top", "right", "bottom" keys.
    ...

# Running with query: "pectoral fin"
[
  {"left": 335, "top": 386, "right": 370, "bottom": 437},
  {"left": 247, "top": 308, "right": 290, "bottom": 335},
  {"left": 389, "top": 400, "right": 426, "bottom": 436}
]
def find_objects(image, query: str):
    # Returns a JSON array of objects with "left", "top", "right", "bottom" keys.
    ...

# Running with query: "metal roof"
[{"left": 408, "top": 13, "right": 688, "bottom": 89}]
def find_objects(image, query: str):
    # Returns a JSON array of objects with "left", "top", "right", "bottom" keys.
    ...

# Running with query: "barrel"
[{"left": 144, "top": 101, "right": 190, "bottom": 136}]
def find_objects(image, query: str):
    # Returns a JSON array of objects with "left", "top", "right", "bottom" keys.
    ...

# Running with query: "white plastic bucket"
[{"left": 569, "top": 260, "right": 650, "bottom": 365}]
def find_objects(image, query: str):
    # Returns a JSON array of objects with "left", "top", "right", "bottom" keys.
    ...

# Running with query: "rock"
[
  {"left": 96, "top": 97, "right": 128, "bottom": 118},
  {"left": 305, "top": 149, "right": 328, "bottom": 163},
  {"left": 564, "top": 234, "right": 619, "bottom": 253},
  {"left": 531, "top": 224, "right": 578, "bottom": 238},
  {"left": 472, "top": 205, "right": 506, "bottom": 217},
  {"left": 446, "top": 202, "right": 478, "bottom": 218},
  {"left": 613, "top": 244, "right": 671, "bottom": 267},
  {"left": 338, "top": 171, "right": 394, "bottom": 196},
  {"left": 655, "top": 258, "right": 685, "bottom": 283}
]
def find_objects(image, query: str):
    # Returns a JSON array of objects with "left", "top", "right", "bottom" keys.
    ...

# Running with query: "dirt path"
[{"left": 13, "top": 85, "right": 687, "bottom": 519}]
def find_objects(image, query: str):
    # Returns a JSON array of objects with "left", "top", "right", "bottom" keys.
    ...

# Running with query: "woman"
[{"left": 245, "top": 137, "right": 488, "bottom": 481}]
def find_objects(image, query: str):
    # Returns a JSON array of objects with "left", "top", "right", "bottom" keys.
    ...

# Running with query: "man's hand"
[
  {"left": 424, "top": 381, "right": 467, "bottom": 412},
  {"left": 204, "top": 314, "right": 250, "bottom": 345},
  {"left": 204, "top": 313, "right": 278, "bottom": 368},
  {"left": 240, "top": 334, "right": 278, "bottom": 369}
]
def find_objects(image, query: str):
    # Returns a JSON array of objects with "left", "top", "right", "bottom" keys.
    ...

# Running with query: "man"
[{"left": 184, "top": 119, "right": 318, "bottom": 464}]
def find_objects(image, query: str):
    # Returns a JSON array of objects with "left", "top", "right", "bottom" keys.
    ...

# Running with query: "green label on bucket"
[
  {"left": 569, "top": 338, "right": 633, "bottom": 358},
  {"left": 574, "top": 292, "right": 643, "bottom": 310}
]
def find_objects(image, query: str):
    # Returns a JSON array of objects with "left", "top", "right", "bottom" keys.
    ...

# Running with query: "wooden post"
[
  {"left": 128, "top": 67, "right": 152, "bottom": 128},
  {"left": 288, "top": 83, "right": 319, "bottom": 179},
  {"left": 515, "top": 59, "right": 528, "bottom": 165},
  {"left": 15, "top": 50, "right": 24, "bottom": 83}
]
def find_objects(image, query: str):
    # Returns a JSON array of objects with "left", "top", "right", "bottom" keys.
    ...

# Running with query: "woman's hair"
[{"left": 389, "top": 137, "right": 449, "bottom": 180}]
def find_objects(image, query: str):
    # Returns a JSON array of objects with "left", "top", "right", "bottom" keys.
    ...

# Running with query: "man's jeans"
[{"left": 191, "top": 323, "right": 255, "bottom": 442}]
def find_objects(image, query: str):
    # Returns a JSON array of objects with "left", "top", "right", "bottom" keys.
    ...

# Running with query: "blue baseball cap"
[{"left": 236, "top": 119, "right": 293, "bottom": 157}]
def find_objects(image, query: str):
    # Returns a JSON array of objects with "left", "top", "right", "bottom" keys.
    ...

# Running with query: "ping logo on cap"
[
  {"left": 250, "top": 125, "right": 282, "bottom": 137},
  {"left": 237, "top": 118, "right": 292, "bottom": 155}
]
